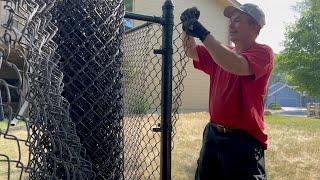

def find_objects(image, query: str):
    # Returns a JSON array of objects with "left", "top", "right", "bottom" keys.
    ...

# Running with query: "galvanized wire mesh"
[
  {"left": 0, "top": 0, "right": 93, "bottom": 179},
  {"left": 121, "top": 22, "right": 189, "bottom": 179}
]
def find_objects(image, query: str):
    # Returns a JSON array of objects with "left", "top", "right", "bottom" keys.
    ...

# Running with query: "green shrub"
[
  {"left": 264, "top": 110, "right": 272, "bottom": 116},
  {"left": 131, "top": 97, "right": 151, "bottom": 115},
  {"left": 268, "top": 103, "right": 282, "bottom": 110}
]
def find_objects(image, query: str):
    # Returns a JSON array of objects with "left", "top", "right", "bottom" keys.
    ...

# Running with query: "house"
[
  {"left": 265, "top": 82, "right": 303, "bottom": 107},
  {"left": 132, "top": 0, "right": 240, "bottom": 111},
  {"left": 0, "top": 1, "right": 28, "bottom": 114},
  {"left": 1, "top": 0, "right": 241, "bottom": 112}
]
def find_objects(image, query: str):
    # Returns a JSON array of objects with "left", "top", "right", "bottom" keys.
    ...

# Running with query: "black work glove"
[
  {"left": 180, "top": 7, "right": 200, "bottom": 22},
  {"left": 183, "top": 19, "right": 210, "bottom": 42}
]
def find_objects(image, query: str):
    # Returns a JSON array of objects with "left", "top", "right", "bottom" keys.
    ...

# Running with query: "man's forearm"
[{"left": 202, "top": 35, "right": 253, "bottom": 75}]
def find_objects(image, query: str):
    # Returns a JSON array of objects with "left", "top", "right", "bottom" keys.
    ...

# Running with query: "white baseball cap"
[{"left": 224, "top": 3, "right": 266, "bottom": 28}]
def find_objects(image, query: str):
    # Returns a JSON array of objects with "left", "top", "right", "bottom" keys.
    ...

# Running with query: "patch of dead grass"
[{"left": 0, "top": 121, "right": 30, "bottom": 179}]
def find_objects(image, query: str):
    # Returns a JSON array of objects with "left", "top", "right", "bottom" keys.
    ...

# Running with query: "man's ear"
[{"left": 253, "top": 24, "right": 261, "bottom": 37}]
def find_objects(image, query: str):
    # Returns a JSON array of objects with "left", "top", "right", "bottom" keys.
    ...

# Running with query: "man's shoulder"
[
  {"left": 253, "top": 43, "right": 273, "bottom": 54},
  {"left": 243, "top": 43, "right": 274, "bottom": 66}
]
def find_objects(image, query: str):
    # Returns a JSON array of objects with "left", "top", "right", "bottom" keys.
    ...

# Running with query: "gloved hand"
[
  {"left": 182, "top": 19, "right": 210, "bottom": 42},
  {"left": 180, "top": 7, "right": 200, "bottom": 22}
]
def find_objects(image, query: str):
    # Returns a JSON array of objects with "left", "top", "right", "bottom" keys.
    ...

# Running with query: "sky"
[{"left": 237, "top": 0, "right": 304, "bottom": 53}]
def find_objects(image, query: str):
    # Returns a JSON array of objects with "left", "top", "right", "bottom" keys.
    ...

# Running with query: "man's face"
[{"left": 229, "top": 11, "right": 257, "bottom": 43}]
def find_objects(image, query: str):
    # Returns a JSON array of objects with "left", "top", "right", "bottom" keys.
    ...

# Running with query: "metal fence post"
[
  {"left": 0, "top": 53, "right": 3, "bottom": 120},
  {"left": 161, "top": 0, "right": 174, "bottom": 180}
]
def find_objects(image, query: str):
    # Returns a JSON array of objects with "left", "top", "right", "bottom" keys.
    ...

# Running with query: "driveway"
[{"left": 268, "top": 107, "right": 308, "bottom": 117}]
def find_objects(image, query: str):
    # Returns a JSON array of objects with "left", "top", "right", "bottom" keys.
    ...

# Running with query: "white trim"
[
  {"left": 268, "top": 83, "right": 300, "bottom": 98},
  {"left": 268, "top": 82, "right": 282, "bottom": 90},
  {"left": 268, "top": 84, "right": 287, "bottom": 97}
]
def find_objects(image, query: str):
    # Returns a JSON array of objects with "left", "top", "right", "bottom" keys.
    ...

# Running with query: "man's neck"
[{"left": 234, "top": 40, "right": 256, "bottom": 54}]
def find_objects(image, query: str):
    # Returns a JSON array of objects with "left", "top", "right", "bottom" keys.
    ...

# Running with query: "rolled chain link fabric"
[
  {"left": 52, "top": 0, "right": 125, "bottom": 179},
  {"left": 0, "top": 0, "right": 93, "bottom": 179}
]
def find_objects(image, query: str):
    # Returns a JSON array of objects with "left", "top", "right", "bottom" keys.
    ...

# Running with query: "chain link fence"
[
  {"left": 122, "top": 23, "right": 164, "bottom": 179},
  {"left": 121, "top": 21, "right": 188, "bottom": 179},
  {"left": 0, "top": 0, "right": 93, "bottom": 179},
  {"left": 0, "top": 0, "right": 189, "bottom": 179}
]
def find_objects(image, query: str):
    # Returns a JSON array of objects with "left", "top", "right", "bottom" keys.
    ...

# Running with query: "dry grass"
[
  {"left": 123, "top": 115, "right": 161, "bottom": 179},
  {"left": 172, "top": 112, "right": 320, "bottom": 180},
  {"left": 0, "top": 120, "right": 30, "bottom": 180},
  {"left": 265, "top": 115, "right": 320, "bottom": 180},
  {"left": 1, "top": 113, "right": 319, "bottom": 180},
  {"left": 172, "top": 112, "right": 209, "bottom": 180}
]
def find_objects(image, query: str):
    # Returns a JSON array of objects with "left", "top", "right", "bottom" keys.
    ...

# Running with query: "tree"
[
  {"left": 124, "top": 0, "right": 133, "bottom": 12},
  {"left": 269, "top": 54, "right": 287, "bottom": 86},
  {"left": 278, "top": 0, "right": 320, "bottom": 96}
]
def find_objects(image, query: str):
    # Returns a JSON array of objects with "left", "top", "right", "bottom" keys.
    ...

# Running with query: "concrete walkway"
[{"left": 268, "top": 107, "right": 307, "bottom": 117}]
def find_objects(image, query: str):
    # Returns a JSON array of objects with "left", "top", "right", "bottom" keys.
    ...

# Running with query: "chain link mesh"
[
  {"left": 51, "top": 0, "right": 125, "bottom": 179},
  {"left": 0, "top": 0, "right": 189, "bottom": 178},
  {"left": 0, "top": 0, "right": 93, "bottom": 179},
  {"left": 122, "top": 23, "right": 162, "bottom": 179},
  {"left": 121, "top": 22, "right": 189, "bottom": 179}
]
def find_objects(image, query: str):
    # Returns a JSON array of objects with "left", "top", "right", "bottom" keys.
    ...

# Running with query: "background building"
[{"left": 132, "top": 0, "right": 240, "bottom": 111}]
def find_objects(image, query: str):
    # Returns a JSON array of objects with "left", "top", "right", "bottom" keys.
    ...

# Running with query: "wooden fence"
[{"left": 307, "top": 103, "right": 320, "bottom": 118}]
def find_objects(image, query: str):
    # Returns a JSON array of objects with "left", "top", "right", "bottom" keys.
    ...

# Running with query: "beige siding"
[
  {"left": 133, "top": 0, "right": 232, "bottom": 111},
  {"left": 0, "top": 1, "right": 6, "bottom": 35}
]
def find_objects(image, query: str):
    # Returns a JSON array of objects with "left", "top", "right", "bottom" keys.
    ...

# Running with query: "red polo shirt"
[{"left": 193, "top": 43, "right": 274, "bottom": 149}]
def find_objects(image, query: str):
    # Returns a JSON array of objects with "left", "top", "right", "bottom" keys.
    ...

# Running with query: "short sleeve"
[
  {"left": 241, "top": 45, "right": 274, "bottom": 80},
  {"left": 193, "top": 45, "right": 217, "bottom": 75}
]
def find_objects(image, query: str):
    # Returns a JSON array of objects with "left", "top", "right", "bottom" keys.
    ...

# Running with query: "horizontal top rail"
[
  {"left": 124, "top": 22, "right": 154, "bottom": 35},
  {"left": 125, "top": 12, "right": 163, "bottom": 24}
]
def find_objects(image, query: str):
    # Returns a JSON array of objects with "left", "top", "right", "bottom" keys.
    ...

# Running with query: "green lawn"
[
  {"left": 0, "top": 119, "right": 11, "bottom": 131},
  {"left": 0, "top": 119, "right": 25, "bottom": 131}
]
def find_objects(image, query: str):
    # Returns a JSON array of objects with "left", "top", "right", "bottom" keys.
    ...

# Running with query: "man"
[{"left": 180, "top": 3, "right": 274, "bottom": 180}]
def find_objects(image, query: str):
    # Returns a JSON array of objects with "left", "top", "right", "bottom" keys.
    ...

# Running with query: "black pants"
[{"left": 195, "top": 122, "right": 266, "bottom": 180}]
